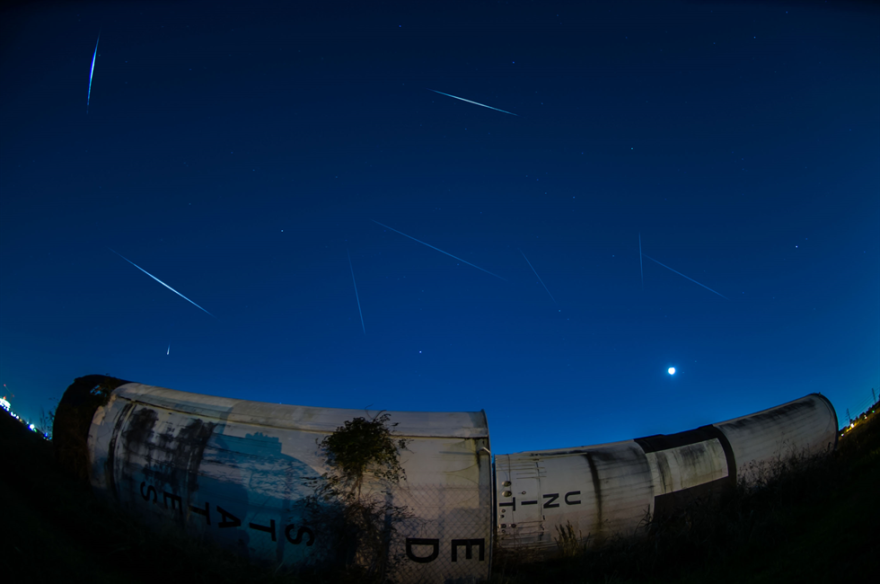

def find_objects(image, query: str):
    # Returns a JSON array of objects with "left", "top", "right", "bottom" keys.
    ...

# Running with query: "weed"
[
  {"left": 306, "top": 411, "right": 411, "bottom": 583},
  {"left": 491, "top": 411, "right": 880, "bottom": 583},
  {"left": 555, "top": 521, "right": 585, "bottom": 558}
]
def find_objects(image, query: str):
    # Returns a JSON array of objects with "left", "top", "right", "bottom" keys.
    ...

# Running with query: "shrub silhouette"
[{"left": 308, "top": 412, "right": 411, "bottom": 583}]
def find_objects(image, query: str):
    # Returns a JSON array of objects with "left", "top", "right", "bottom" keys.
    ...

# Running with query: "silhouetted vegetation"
[
  {"left": 492, "top": 405, "right": 880, "bottom": 583},
  {"left": 3, "top": 400, "right": 877, "bottom": 583},
  {"left": 306, "top": 412, "right": 412, "bottom": 584},
  {"left": 1, "top": 399, "right": 311, "bottom": 584}
]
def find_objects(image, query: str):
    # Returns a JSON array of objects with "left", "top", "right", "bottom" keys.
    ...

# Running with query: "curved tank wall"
[
  {"left": 74, "top": 378, "right": 836, "bottom": 577},
  {"left": 493, "top": 393, "right": 837, "bottom": 556},
  {"left": 86, "top": 383, "right": 491, "bottom": 584},
  {"left": 495, "top": 439, "right": 655, "bottom": 551},
  {"left": 714, "top": 392, "right": 838, "bottom": 485}
]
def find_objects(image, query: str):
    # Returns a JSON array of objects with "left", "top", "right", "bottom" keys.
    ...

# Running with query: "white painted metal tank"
[
  {"left": 73, "top": 377, "right": 835, "bottom": 573},
  {"left": 714, "top": 393, "right": 838, "bottom": 485},
  {"left": 86, "top": 383, "right": 491, "bottom": 584},
  {"left": 495, "top": 438, "right": 656, "bottom": 552},
  {"left": 494, "top": 393, "right": 837, "bottom": 556}
]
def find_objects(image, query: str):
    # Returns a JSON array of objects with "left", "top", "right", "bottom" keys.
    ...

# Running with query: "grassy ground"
[
  {"left": 493, "top": 406, "right": 880, "bottom": 584},
  {"left": 2, "top": 405, "right": 877, "bottom": 583},
  {"left": 0, "top": 409, "right": 313, "bottom": 584}
]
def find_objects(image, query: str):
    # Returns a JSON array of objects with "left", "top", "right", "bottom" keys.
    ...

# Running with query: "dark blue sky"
[{"left": 1, "top": 0, "right": 878, "bottom": 454}]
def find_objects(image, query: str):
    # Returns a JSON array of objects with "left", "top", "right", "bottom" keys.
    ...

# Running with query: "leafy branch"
[{"left": 308, "top": 411, "right": 411, "bottom": 583}]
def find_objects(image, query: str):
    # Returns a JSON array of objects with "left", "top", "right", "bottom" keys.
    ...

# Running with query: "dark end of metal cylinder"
[{"left": 53, "top": 374, "right": 130, "bottom": 482}]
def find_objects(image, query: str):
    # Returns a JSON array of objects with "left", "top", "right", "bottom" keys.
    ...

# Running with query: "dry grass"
[
  {"left": 490, "top": 408, "right": 880, "bottom": 583},
  {"left": 4, "top": 401, "right": 878, "bottom": 584}
]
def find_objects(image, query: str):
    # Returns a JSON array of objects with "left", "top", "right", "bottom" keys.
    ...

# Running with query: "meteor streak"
[
  {"left": 347, "top": 249, "right": 365, "bottom": 335},
  {"left": 643, "top": 254, "right": 728, "bottom": 300},
  {"left": 639, "top": 233, "right": 644, "bottom": 290},
  {"left": 371, "top": 220, "right": 506, "bottom": 281},
  {"left": 428, "top": 89, "right": 518, "bottom": 116},
  {"left": 519, "top": 249, "right": 556, "bottom": 304},
  {"left": 87, "top": 34, "right": 99, "bottom": 113},
  {"left": 109, "top": 249, "right": 217, "bottom": 317}
]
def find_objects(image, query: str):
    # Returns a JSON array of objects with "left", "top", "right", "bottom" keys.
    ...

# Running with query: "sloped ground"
[
  {"left": 0, "top": 408, "right": 311, "bottom": 584},
  {"left": 2, "top": 404, "right": 877, "bottom": 583},
  {"left": 494, "top": 406, "right": 880, "bottom": 583}
]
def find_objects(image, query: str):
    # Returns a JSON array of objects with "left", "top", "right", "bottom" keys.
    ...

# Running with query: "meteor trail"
[
  {"left": 519, "top": 249, "right": 557, "bottom": 304},
  {"left": 642, "top": 254, "right": 728, "bottom": 300},
  {"left": 347, "top": 249, "right": 365, "bottom": 335},
  {"left": 109, "top": 249, "right": 217, "bottom": 317},
  {"left": 428, "top": 89, "right": 518, "bottom": 116},
  {"left": 371, "top": 220, "right": 506, "bottom": 281},
  {"left": 87, "top": 34, "right": 99, "bottom": 113},
  {"left": 639, "top": 233, "right": 644, "bottom": 290}
]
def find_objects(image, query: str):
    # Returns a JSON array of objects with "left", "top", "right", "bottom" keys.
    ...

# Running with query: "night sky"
[{"left": 1, "top": 0, "right": 878, "bottom": 455}]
